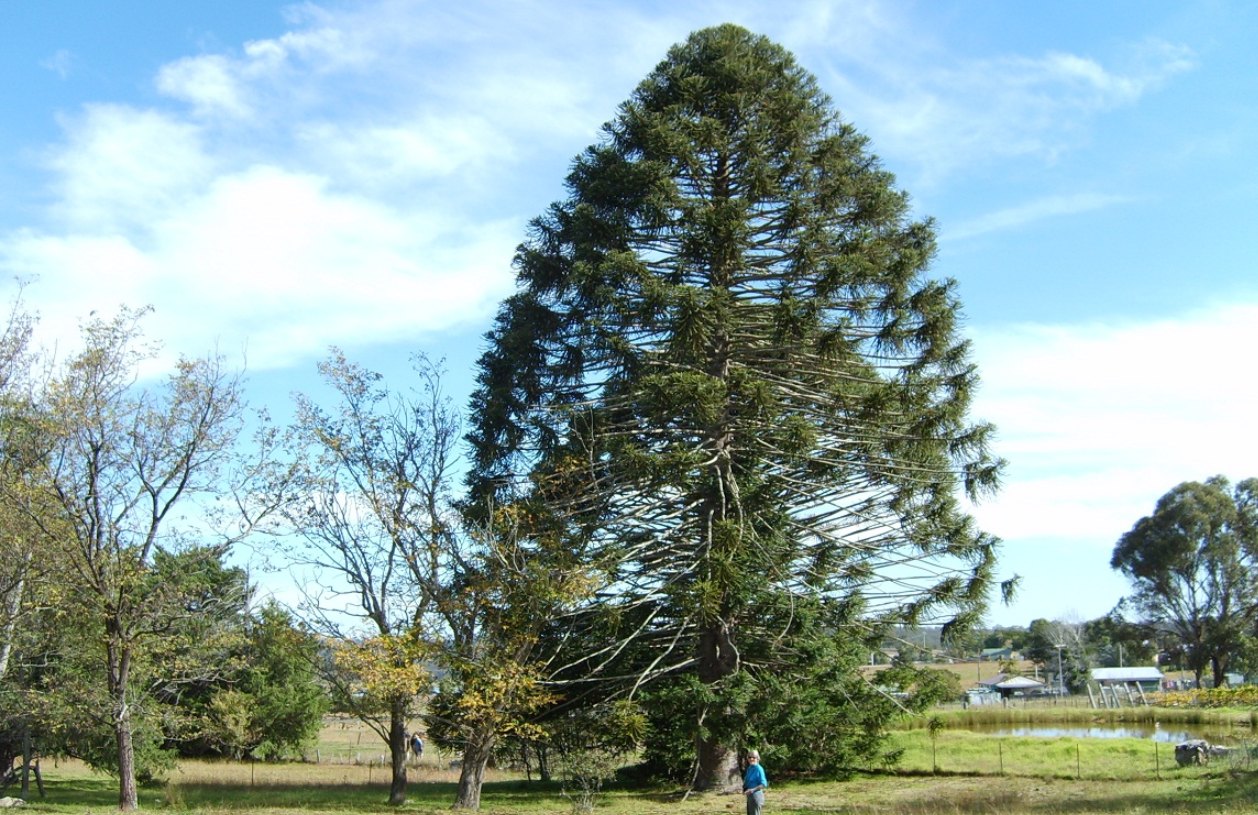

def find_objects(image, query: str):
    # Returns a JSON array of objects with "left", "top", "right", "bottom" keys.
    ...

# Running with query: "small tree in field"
[
  {"left": 281, "top": 349, "right": 598, "bottom": 810},
  {"left": 279, "top": 350, "right": 457, "bottom": 805}
]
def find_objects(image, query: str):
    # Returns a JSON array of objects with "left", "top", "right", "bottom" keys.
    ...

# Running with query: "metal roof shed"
[
  {"left": 1090, "top": 667, "right": 1164, "bottom": 704},
  {"left": 1091, "top": 667, "right": 1163, "bottom": 686}
]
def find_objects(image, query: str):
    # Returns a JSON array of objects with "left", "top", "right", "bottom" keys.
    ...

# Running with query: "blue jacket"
[{"left": 743, "top": 762, "right": 768, "bottom": 792}]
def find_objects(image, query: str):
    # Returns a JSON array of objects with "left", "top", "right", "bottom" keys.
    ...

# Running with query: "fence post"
[
  {"left": 1076, "top": 744, "right": 1081, "bottom": 779},
  {"left": 999, "top": 741, "right": 1004, "bottom": 776},
  {"left": 1155, "top": 742, "right": 1161, "bottom": 780}
]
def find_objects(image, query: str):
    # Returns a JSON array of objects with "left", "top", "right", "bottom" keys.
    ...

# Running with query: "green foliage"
[
  {"left": 1111, "top": 476, "right": 1258, "bottom": 687},
  {"left": 1021, "top": 619, "right": 1059, "bottom": 668},
  {"left": 0, "top": 307, "right": 276, "bottom": 810},
  {"left": 186, "top": 602, "right": 328, "bottom": 760},
  {"left": 469, "top": 24, "right": 1002, "bottom": 789},
  {"left": 1082, "top": 615, "right": 1156, "bottom": 669},
  {"left": 635, "top": 599, "right": 961, "bottom": 780},
  {"left": 27, "top": 545, "right": 255, "bottom": 781},
  {"left": 558, "top": 745, "right": 620, "bottom": 814},
  {"left": 241, "top": 604, "right": 329, "bottom": 759},
  {"left": 984, "top": 625, "right": 1027, "bottom": 651}
]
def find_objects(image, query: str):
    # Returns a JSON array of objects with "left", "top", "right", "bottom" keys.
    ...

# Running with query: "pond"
[{"left": 963, "top": 722, "right": 1250, "bottom": 744}]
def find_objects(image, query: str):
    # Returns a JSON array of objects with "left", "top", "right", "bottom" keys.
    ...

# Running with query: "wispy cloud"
[
  {"left": 39, "top": 49, "right": 74, "bottom": 79},
  {"left": 816, "top": 34, "right": 1196, "bottom": 182},
  {"left": 949, "top": 192, "right": 1134, "bottom": 239}
]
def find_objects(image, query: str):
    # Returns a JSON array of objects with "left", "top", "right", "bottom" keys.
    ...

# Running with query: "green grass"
[
  {"left": 20, "top": 761, "right": 1258, "bottom": 815},
  {"left": 886, "top": 727, "right": 1258, "bottom": 779},
  {"left": 904, "top": 704, "right": 1258, "bottom": 730},
  {"left": 12, "top": 713, "right": 1258, "bottom": 813}
]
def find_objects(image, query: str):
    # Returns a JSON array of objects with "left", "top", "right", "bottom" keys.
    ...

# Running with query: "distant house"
[
  {"left": 980, "top": 647, "right": 1016, "bottom": 661},
  {"left": 976, "top": 672, "right": 1047, "bottom": 698},
  {"left": 992, "top": 675, "right": 1045, "bottom": 698},
  {"left": 977, "top": 672, "right": 1013, "bottom": 689},
  {"left": 1091, "top": 667, "right": 1163, "bottom": 694}
]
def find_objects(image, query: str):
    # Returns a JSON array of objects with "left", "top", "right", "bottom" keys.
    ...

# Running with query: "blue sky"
[{"left": 2, "top": 0, "right": 1256, "bottom": 628}]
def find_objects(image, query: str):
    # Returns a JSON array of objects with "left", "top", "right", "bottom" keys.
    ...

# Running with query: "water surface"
[{"left": 965, "top": 722, "right": 1243, "bottom": 744}]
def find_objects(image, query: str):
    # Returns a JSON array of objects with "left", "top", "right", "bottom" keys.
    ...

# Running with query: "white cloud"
[
  {"left": 0, "top": 231, "right": 158, "bottom": 335},
  {"left": 965, "top": 301, "right": 1258, "bottom": 623},
  {"left": 147, "top": 164, "right": 518, "bottom": 366},
  {"left": 40, "top": 49, "right": 73, "bottom": 79},
  {"left": 968, "top": 301, "right": 1258, "bottom": 542},
  {"left": 156, "top": 55, "right": 252, "bottom": 118},
  {"left": 46, "top": 105, "right": 214, "bottom": 231},
  {"left": 4, "top": 164, "right": 518, "bottom": 371},
  {"left": 294, "top": 117, "right": 513, "bottom": 188}
]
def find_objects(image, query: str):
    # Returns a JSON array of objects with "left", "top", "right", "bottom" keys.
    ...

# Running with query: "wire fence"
[{"left": 897, "top": 731, "right": 1258, "bottom": 781}]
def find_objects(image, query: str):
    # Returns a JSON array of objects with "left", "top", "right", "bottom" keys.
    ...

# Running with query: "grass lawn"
[{"left": 9, "top": 714, "right": 1258, "bottom": 813}]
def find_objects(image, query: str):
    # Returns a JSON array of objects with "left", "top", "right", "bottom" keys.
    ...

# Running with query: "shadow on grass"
[
  {"left": 171, "top": 778, "right": 577, "bottom": 812},
  {"left": 15, "top": 774, "right": 142, "bottom": 810}
]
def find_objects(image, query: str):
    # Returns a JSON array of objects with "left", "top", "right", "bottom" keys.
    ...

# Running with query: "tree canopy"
[
  {"left": 0, "top": 307, "right": 281, "bottom": 810},
  {"left": 469, "top": 24, "right": 1002, "bottom": 789},
  {"left": 1111, "top": 475, "right": 1258, "bottom": 687}
]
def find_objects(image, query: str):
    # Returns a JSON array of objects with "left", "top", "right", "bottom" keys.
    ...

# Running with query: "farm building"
[
  {"left": 976, "top": 673, "right": 1049, "bottom": 698},
  {"left": 1090, "top": 667, "right": 1163, "bottom": 694},
  {"left": 980, "top": 646, "right": 1016, "bottom": 660}
]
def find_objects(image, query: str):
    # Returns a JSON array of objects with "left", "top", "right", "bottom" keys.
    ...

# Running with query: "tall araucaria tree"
[{"left": 468, "top": 25, "right": 1003, "bottom": 790}]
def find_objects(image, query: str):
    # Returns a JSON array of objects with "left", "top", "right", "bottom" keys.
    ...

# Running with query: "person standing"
[{"left": 743, "top": 750, "right": 768, "bottom": 815}]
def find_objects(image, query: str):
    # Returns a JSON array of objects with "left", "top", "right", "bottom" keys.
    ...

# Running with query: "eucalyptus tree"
[
  {"left": 469, "top": 25, "right": 1003, "bottom": 789},
  {"left": 1111, "top": 476, "right": 1258, "bottom": 688}
]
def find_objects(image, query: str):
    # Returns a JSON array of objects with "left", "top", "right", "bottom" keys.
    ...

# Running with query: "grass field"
[{"left": 9, "top": 713, "right": 1258, "bottom": 813}]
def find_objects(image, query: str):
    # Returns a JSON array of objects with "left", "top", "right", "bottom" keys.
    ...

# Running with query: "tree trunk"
[
  {"left": 695, "top": 736, "right": 739, "bottom": 793},
  {"left": 115, "top": 705, "right": 138, "bottom": 811},
  {"left": 388, "top": 696, "right": 409, "bottom": 805},
  {"left": 108, "top": 632, "right": 138, "bottom": 811},
  {"left": 0, "top": 555, "right": 29, "bottom": 680},
  {"left": 1211, "top": 656, "right": 1228, "bottom": 689},
  {"left": 693, "top": 622, "right": 741, "bottom": 791},
  {"left": 453, "top": 727, "right": 495, "bottom": 810}
]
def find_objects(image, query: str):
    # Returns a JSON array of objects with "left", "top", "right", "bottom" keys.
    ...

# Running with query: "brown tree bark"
[
  {"left": 388, "top": 696, "right": 409, "bottom": 805},
  {"left": 109, "top": 634, "right": 138, "bottom": 811},
  {"left": 453, "top": 728, "right": 495, "bottom": 810},
  {"left": 693, "top": 621, "right": 741, "bottom": 791}
]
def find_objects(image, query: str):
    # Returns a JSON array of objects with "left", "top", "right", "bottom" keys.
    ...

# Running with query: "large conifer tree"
[{"left": 469, "top": 25, "right": 1003, "bottom": 789}]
